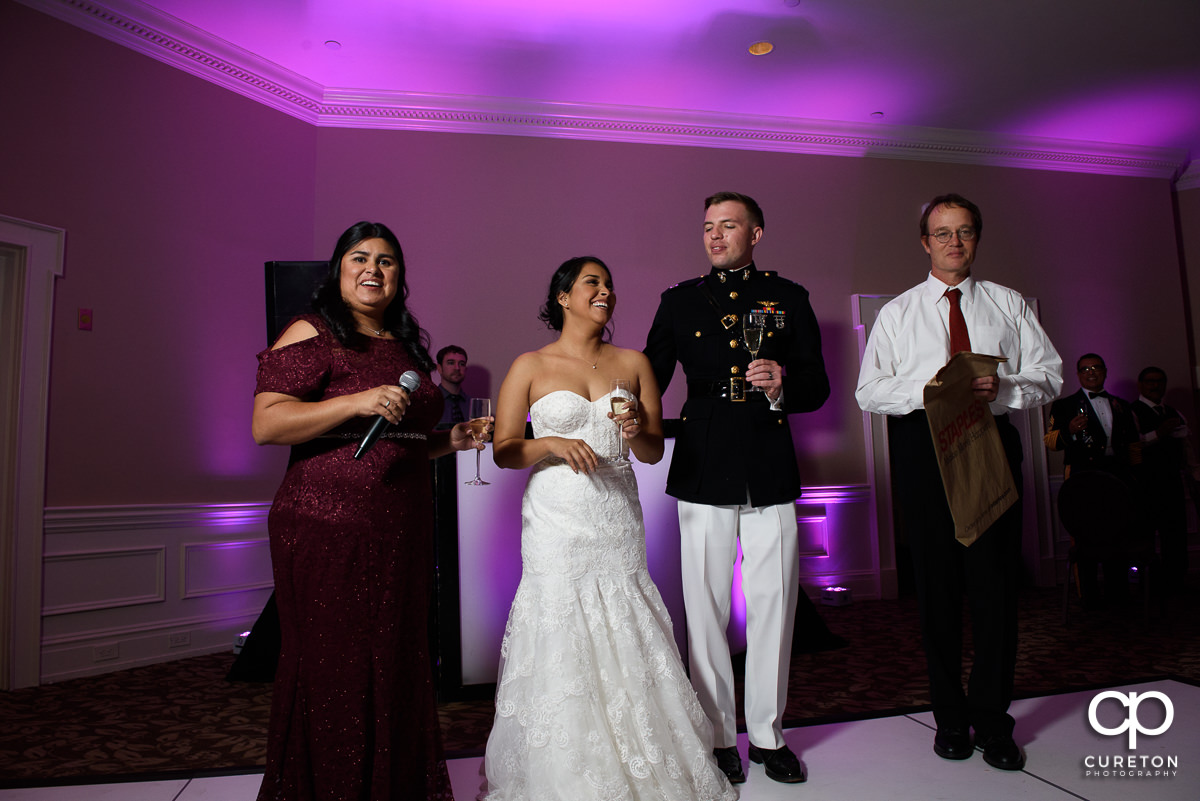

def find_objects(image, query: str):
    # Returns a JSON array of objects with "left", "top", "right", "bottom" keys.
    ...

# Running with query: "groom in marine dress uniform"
[{"left": 645, "top": 191, "right": 829, "bottom": 785}]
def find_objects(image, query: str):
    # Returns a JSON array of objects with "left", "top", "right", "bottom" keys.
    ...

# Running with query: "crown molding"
[
  {"left": 20, "top": 0, "right": 1190, "bottom": 181},
  {"left": 1176, "top": 161, "right": 1200, "bottom": 192}
]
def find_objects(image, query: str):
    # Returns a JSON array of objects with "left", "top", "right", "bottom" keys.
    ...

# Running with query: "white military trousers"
[{"left": 678, "top": 498, "right": 799, "bottom": 749}]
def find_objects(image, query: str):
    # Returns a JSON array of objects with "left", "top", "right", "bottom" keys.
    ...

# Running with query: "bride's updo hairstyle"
[{"left": 538, "top": 256, "right": 612, "bottom": 335}]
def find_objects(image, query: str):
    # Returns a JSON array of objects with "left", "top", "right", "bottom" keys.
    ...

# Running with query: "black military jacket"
[{"left": 644, "top": 263, "right": 829, "bottom": 506}]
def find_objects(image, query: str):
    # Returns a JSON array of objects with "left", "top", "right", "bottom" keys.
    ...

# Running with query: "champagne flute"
[
  {"left": 610, "top": 379, "right": 634, "bottom": 463},
  {"left": 1076, "top": 400, "right": 1095, "bottom": 447},
  {"left": 742, "top": 312, "right": 766, "bottom": 391},
  {"left": 465, "top": 397, "right": 491, "bottom": 485}
]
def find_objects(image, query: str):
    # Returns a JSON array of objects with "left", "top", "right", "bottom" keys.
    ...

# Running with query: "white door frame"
[{"left": 0, "top": 215, "right": 64, "bottom": 689}]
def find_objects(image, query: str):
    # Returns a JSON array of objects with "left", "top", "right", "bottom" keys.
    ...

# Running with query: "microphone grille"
[{"left": 398, "top": 370, "right": 421, "bottom": 393}]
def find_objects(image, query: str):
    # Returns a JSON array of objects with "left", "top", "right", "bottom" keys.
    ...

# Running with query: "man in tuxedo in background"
[
  {"left": 1130, "top": 366, "right": 1193, "bottom": 595},
  {"left": 434, "top": 345, "right": 471, "bottom": 431},
  {"left": 1044, "top": 353, "right": 1138, "bottom": 479},
  {"left": 645, "top": 191, "right": 829, "bottom": 785},
  {"left": 1045, "top": 353, "right": 1139, "bottom": 605}
]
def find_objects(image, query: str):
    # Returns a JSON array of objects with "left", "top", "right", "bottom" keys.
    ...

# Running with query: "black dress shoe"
[
  {"left": 748, "top": 743, "right": 807, "bottom": 783},
  {"left": 933, "top": 728, "right": 973, "bottom": 760},
  {"left": 713, "top": 746, "right": 745, "bottom": 784},
  {"left": 980, "top": 735, "right": 1026, "bottom": 771}
]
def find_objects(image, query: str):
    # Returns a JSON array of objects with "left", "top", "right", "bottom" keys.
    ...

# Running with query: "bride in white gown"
[{"left": 481, "top": 257, "right": 736, "bottom": 801}]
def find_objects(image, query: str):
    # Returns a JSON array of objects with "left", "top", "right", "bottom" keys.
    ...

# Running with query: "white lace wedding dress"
[{"left": 481, "top": 391, "right": 736, "bottom": 801}]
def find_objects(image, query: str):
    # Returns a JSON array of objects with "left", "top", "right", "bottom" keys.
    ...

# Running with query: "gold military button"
[
  {"left": 767, "top": 331, "right": 774, "bottom": 338},
  {"left": 729, "top": 339, "right": 738, "bottom": 348},
  {"left": 694, "top": 331, "right": 701, "bottom": 337},
  {"left": 731, "top": 366, "right": 740, "bottom": 375},
  {"left": 730, "top": 291, "right": 739, "bottom": 300},
  {"left": 777, "top": 418, "right": 784, "bottom": 425}
]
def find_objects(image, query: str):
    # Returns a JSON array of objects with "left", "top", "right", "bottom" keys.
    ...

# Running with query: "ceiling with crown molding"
[{"left": 19, "top": 0, "right": 1200, "bottom": 183}]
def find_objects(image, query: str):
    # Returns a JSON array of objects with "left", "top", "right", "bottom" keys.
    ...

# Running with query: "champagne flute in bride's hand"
[
  {"left": 610, "top": 379, "right": 634, "bottom": 463},
  {"left": 465, "top": 397, "right": 491, "bottom": 485}
]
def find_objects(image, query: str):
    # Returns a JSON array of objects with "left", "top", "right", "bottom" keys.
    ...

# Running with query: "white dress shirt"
[
  {"left": 1086, "top": 391, "right": 1115, "bottom": 453},
  {"left": 1137, "top": 395, "right": 1190, "bottom": 442},
  {"left": 856, "top": 273, "right": 1063, "bottom": 416}
]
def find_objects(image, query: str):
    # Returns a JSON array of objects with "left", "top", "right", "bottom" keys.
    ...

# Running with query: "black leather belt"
[{"left": 687, "top": 378, "right": 765, "bottom": 402}]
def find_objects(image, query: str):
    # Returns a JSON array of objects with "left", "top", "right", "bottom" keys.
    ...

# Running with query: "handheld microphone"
[{"left": 354, "top": 370, "right": 421, "bottom": 460}]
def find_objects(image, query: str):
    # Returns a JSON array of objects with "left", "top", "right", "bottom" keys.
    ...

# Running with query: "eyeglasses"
[
  {"left": 1078, "top": 365, "right": 1106, "bottom": 374},
  {"left": 928, "top": 227, "right": 977, "bottom": 244}
]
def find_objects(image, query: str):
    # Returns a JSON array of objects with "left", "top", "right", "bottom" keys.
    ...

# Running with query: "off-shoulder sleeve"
[{"left": 255, "top": 332, "right": 333, "bottom": 399}]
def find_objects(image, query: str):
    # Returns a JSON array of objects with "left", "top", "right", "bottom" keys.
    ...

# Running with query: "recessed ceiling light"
[
  {"left": 749, "top": 41, "right": 774, "bottom": 56},
  {"left": 870, "top": 111, "right": 885, "bottom": 118},
  {"left": 784, "top": 0, "right": 802, "bottom": 6},
  {"left": 324, "top": 40, "right": 342, "bottom": 50}
]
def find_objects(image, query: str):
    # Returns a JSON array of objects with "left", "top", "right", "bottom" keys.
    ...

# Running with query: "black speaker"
[
  {"left": 229, "top": 259, "right": 328, "bottom": 684},
  {"left": 264, "top": 260, "right": 328, "bottom": 345}
]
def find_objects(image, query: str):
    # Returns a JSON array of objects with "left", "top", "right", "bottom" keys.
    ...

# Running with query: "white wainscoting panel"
[
  {"left": 181, "top": 539, "right": 273, "bottom": 599},
  {"left": 39, "top": 503, "right": 273, "bottom": 683},
  {"left": 43, "top": 547, "right": 166, "bottom": 615}
]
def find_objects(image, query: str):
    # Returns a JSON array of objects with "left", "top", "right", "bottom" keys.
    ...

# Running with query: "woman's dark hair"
[
  {"left": 538, "top": 256, "right": 613, "bottom": 339},
  {"left": 311, "top": 221, "right": 435, "bottom": 372}
]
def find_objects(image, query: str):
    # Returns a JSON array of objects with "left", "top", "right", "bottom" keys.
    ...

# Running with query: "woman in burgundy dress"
[{"left": 252, "top": 221, "right": 485, "bottom": 800}]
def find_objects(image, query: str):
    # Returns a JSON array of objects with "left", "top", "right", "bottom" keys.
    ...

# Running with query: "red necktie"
[{"left": 945, "top": 287, "right": 971, "bottom": 358}]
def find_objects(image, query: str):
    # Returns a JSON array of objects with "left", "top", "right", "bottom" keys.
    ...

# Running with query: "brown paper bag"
[{"left": 923, "top": 352, "right": 1017, "bottom": 546}]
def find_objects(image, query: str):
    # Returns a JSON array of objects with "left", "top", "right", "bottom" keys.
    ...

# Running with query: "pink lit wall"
[
  {"left": 2, "top": 2, "right": 315, "bottom": 504},
  {"left": 3, "top": 3, "right": 1197, "bottom": 508}
]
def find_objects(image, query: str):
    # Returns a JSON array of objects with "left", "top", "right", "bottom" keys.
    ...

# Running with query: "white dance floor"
[{"left": 1, "top": 679, "right": 1194, "bottom": 801}]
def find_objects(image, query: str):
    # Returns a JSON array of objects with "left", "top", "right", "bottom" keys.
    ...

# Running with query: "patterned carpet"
[{"left": 2, "top": 581, "right": 1197, "bottom": 787}]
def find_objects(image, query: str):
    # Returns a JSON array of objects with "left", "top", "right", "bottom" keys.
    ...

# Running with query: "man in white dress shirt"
[{"left": 856, "top": 193, "right": 1063, "bottom": 772}]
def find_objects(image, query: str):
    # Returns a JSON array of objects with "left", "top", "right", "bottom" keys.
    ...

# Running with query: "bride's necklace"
[
  {"left": 564, "top": 343, "right": 603, "bottom": 369},
  {"left": 362, "top": 323, "right": 386, "bottom": 337}
]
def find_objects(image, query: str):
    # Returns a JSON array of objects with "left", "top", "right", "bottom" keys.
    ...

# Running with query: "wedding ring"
[
  {"left": 768, "top": 372, "right": 773, "bottom": 380},
  {"left": 384, "top": 400, "right": 391, "bottom": 408}
]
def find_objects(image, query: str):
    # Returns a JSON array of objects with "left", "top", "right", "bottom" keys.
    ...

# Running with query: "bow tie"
[{"left": 1088, "top": 391, "right": 1108, "bottom": 399}]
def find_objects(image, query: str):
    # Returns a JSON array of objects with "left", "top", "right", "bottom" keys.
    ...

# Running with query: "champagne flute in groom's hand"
[{"left": 743, "top": 312, "right": 766, "bottom": 391}]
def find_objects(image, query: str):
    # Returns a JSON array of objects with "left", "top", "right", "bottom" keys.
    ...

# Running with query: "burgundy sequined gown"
[{"left": 255, "top": 315, "right": 452, "bottom": 801}]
